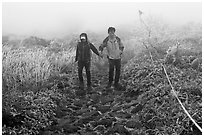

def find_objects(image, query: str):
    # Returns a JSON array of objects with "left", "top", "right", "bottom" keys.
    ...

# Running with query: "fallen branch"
[{"left": 162, "top": 64, "right": 202, "bottom": 132}]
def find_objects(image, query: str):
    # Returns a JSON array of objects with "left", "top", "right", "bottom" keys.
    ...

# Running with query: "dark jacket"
[{"left": 75, "top": 41, "right": 100, "bottom": 62}]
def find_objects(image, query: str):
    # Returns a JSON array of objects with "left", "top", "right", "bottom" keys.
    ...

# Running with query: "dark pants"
[
  {"left": 108, "top": 59, "right": 121, "bottom": 85},
  {"left": 78, "top": 61, "right": 91, "bottom": 86}
]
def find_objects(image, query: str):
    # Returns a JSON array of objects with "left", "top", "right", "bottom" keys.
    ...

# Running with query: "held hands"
[
  {"left": 74, "top": 60, "right": 78, "bottom": 66},
  {"left": 99, "top": 52, "right": 103, "bottom": 58},
  {"left": 120, "top": 50, "right": 123, "bottom": 58}
]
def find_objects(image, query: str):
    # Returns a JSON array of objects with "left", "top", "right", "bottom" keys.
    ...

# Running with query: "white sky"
[{"left": 2, "top": 2, "right": 202, "bottom": 38}]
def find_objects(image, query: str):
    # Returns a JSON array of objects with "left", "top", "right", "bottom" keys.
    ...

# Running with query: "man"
[
  {"left": 99, "top": 27, "right": 124, "bottom": 89},
  {"left": 75, "top": 33, "right": 102, "bottom": 90}
]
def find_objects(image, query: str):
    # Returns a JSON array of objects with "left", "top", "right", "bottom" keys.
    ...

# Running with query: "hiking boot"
[
  {"left": 79, "top": 82, "right": 84, "bottom": 90},
  {"left": 114, "top": 83, "right": 123, "bottom": 90},
  {"left": 106, "top": 83, "right": 112, "bottom": 89},
  {"left": 87, "top": 85, "right": 92, "bottom": 91}
]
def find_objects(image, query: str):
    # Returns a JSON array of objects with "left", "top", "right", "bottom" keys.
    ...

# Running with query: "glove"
[
  {"left": 99, "top": 53, "right": 103, "bottom": 58},
  {"left": 120, "top": 51, "right": 123, "bottom": 58}
]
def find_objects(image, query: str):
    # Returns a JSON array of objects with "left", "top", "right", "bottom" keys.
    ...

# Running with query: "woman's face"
[{"left": 80, "top": 36, "right": 86, "bottom": 42}]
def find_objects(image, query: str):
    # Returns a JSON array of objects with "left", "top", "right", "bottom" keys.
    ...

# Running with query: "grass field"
[{"left": 2, "top": 21, "right": 202, "bottom": 134}]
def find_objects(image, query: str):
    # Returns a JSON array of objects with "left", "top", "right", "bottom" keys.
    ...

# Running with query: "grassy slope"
[{"left": 2, "top": 36, "right": 202, "bottom": 135}]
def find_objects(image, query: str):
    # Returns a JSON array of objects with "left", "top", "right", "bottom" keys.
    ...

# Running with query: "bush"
[
  {"left": 2, "top": 47, "right": 54, "bottom": 90},
  {"left": 2, "top": 45, "right": 76, "bottom": 91},
  {"left": 47, "top": 49, "right": 75, "bottom": 73},
  {"left": 2, "top": 45, "right": 76, "bottom": 135}
]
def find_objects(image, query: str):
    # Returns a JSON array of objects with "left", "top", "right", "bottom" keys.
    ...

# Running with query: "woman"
[{"left": 75, "top": 33, "right": 102, "bottom": 90}]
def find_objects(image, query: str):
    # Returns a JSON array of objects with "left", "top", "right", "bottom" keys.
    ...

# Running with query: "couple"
[{"left": 75, "top": 27, "right": 124, "bottom": 91}]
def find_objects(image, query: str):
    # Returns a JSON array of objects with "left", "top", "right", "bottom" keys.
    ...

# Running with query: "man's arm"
[
  {"left": 99, "top": 37, "right": 108, "bottom": 52},
  {"left": 90, "top": 43, "right": 100, "bottom": 56},
  {"left": 75, "top": 44, "right": 79, "bottom": 62},
  {"left": 117, "top": 36, "right": 124, "bottom": 51}
]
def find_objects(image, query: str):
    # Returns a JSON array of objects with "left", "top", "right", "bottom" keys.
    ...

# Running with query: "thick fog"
[{"left": 2, "top": 2, "right": 202, "bottom": 39}]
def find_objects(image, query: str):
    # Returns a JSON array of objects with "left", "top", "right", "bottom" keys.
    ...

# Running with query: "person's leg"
[
  {"left": 78, "top": 61, "right": 84, "bottom": 89},
  {"left": 107, "top": 59, "right": 114, "bottom": 88},
  {"left": 85, "top": 61, "right": 91, "bottom": 87},
  {"left": 114, "top": 59, "right": 121, "bottom": 86}
]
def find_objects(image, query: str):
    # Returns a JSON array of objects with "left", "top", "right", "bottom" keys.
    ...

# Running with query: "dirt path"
[
  {"left": 3, "top": 60, "right": 201, "bottom": 135},
  {"left": 39, "top": 68, "right": 145, "bottom": 135}
]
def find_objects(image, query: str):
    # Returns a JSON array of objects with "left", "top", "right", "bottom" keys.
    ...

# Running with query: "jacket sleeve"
[
  {"left": 117, "top": 37, "right": 124, "bottom": 51},
  {"left": 90, "top": 43, "right": 100, "bottom": 56},
  {"left": 99, "top": 37, "right": 108, "bottom": 51},
  {"left": 75, "top": 44, "right": 79, "bottom": 62}
]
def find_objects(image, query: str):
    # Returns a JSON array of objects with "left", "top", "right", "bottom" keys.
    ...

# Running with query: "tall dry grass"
[
  {"left": 2, "top": 46, "right": 75, "bottom": 91},
  {"left": 48, "top": 49, "right": 75, "bottom": 73},
  {"left": 3, "top": 46, "right": 51, "bottom": 90}
]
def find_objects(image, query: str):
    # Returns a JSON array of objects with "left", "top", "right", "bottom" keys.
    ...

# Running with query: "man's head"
[
  {"left": 108, "top": 27, "right": 116, "bottom": 38},
  {"left": 80, "top": 33, "right": 88, "bottom": 42}
]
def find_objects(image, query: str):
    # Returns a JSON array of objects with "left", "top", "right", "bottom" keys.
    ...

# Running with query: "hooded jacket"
[{"left": 75, "top": 33, "right": 100, "bottom": 62}]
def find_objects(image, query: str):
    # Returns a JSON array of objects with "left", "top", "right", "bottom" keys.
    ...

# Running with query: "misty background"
[
  {"left": 2, "top": 2, "right": 202, "bottom": 39},
  {"left": 2, "top": 2, "right": 203, "bottom": 135}
]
